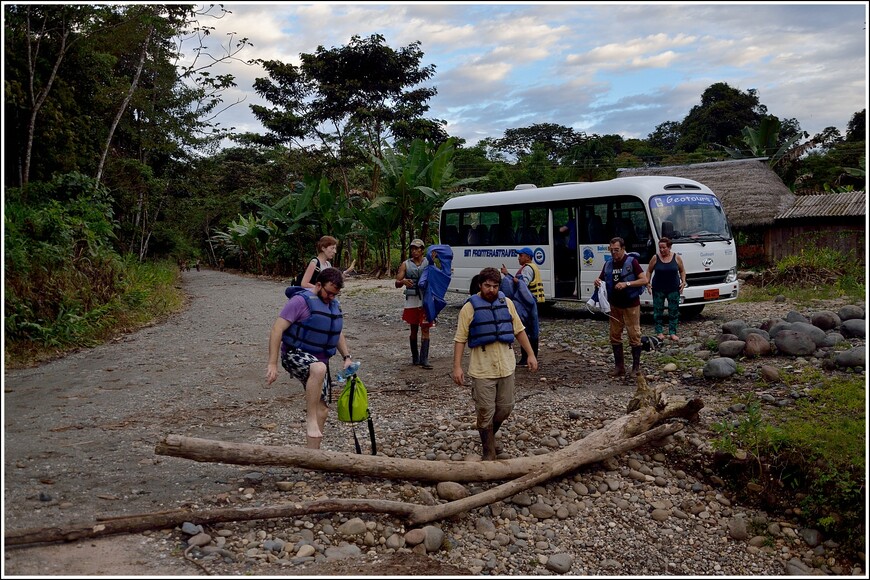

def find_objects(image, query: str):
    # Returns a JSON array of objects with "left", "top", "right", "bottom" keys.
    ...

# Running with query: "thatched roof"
[
  {"left": 617, "top": 158, "right": 795, "bottom": 228},
  {"left": 775, "top": 191, "right": 866, "bottom": 220}
]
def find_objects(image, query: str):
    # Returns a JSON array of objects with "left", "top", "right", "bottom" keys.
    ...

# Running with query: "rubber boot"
[
  {"left": 410, "top": 337, "right": 419, "bottom": 365},
  {"left": 531, "top": 336, "right": 539, "bottom": 359},
  {"left": 478, "top": 426, "right": 496, "bottom": 460},
  {"left": 419, "top": 339, "right": 433, "bottom": 369},
  {"left": 518, "top": 348, "right": 527, "bottom": 367},
  {"left": 608, "top": 344, "right": 626, "bottom": 377},
  {"left": 629, "top": 345, "right": 642, "bottom": 378}
]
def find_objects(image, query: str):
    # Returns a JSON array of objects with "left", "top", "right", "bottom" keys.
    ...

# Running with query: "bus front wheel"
[{"left": 681, "top": 305, "right": 705, "bottom": 320}]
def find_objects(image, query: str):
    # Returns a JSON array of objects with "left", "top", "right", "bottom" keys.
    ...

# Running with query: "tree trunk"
[
  {"left": 7, "top": 418, "right": 685, "bottom": 547},
  {"left": 156, "top": 397, "right": 703, "bottom": 481},
  {"left": 95, "top": 22, "right": 153, "bottom": 187}
]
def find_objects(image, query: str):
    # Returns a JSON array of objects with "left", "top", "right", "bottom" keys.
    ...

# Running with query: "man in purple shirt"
[{"left": 266, "top": 267, "right": 354, "bottom": 449}]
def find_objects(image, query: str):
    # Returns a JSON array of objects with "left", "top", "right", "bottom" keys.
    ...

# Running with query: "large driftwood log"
[
  {"left": 8, "top": 396, "right": 701, "bottom": 546},
  {"left": 155, "top": 397, "right": 702, "bottom": 481},
  {"left": 6, "top": 422, "right": 682, "bottom": 546}
]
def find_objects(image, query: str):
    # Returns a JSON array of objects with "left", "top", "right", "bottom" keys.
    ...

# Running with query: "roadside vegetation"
[
  {"left": 712, "top": 249, "right": 866, "bottom": 553},
  {"left": 738, "top": 248, "right": 865, "bottom": 304}
]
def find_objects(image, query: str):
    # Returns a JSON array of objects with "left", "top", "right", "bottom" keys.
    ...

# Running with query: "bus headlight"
[{"left": 725, "top": 267, "right": 737, "bottom": 283}]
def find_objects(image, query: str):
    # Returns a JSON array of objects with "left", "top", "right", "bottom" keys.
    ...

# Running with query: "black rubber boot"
[
  {"left": 410, "top": 337, "right": 419, "bottom": 365},
  {"left": 478, "top": 426, "right": 496, "bottom": 460},
  {"left": 630, "top": 345, "right": 642, "bottom": 378},
  {"left": 419, "top": 339, "right": 433, "bottom": 369},
  {"left": 608, "top": 344, "right": 626, "bottom": 377},
  {"left": 531, "top": 336, "right": 539, "bottom": 358}
]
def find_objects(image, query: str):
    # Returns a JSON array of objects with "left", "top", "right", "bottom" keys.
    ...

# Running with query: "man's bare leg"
[{"left": 305, "top": 362, "right": 327, "bottom": 448}]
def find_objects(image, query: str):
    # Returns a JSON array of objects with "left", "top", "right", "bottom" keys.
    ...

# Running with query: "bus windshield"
[{"left": 649, "top": 193, "right": 732, "bottom": 242}]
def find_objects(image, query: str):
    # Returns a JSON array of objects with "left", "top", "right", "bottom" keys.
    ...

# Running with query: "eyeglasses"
[
  {"left": 320, "top": 287, "right": 341, "bottom": 298},
  {"left": 609, "top": 247, "right": 623, "bottom": 253}
]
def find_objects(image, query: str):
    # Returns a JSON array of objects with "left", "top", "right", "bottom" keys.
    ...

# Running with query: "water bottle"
[{"left": 335, "top": 361, "right": 361, "bottom": 385}]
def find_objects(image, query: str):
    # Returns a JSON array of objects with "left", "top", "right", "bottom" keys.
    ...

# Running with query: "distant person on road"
[
  {"left": 500, "top": 246, "right": 544, "bottom": 366},
  {"left": 452, "top": 267, "right": 537, "bottom": 460},
  {"left": 266, "top": 267, "right": 354, "bottom": 449},
  {"left": 395, "top": 238, "right": 434, "bottom": 369},
  {"left": 594, "top": 237, "right": 648, "bottom": 379},
  {"left": 645, "top": 237, "right": 686, "bottom": 342},
  {"left": 299, "top": 235, "right": 356, "bottom": 290}
]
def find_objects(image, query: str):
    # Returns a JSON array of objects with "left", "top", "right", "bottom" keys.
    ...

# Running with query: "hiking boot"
[
  {"left": 608, "top": 344, "right": 625, "bottom": 377},
  {"left": 419, "top": 339, "right": 433, "bottom": 369},
  {"left": 410, "top": 337, "right": 419, "bottom": 365},
  {"left": 629, "top": 345, "right": 642, "bottom": 378}
]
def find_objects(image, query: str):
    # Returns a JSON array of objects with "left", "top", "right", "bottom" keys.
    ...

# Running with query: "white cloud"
[{"left": 198, "top": 2, "right": 866, "bottom": 147}]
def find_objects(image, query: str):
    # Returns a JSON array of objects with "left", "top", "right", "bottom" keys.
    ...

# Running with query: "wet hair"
[
  {"left": 316, "top": 235, "right": 339, "bottom": 253},
  {"left": 477, "top": 267, "right": 501, "bottom": 287},
  {"left": 659, "top": 236, "right": 673, "bottom": 248},
  {"left": 317, "top": 266, "right": 344, "bottom": 289},
  {"left": 609, "top": 237, "right": 625, "bottom": 248}
]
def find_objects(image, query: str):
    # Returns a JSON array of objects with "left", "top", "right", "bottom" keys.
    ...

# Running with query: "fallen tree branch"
[
  {"left": 155, "top": 397, "right": 703, "bottom": 482},
  {"left": 7, "top": 397, "right": 702, "bottom": 546}
]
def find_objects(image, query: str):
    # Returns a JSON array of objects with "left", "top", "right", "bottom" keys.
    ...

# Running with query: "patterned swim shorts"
[{"left": 280, "top": 347, "right": 331, "bottom": 404}]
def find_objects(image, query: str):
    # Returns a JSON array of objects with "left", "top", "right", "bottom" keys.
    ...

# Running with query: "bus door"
[
  {"left": 575, "top": 197, "right": 655, "bottom": 302},
  {"left": 552, "top": 205, "right": 579, "bottom": 299}
]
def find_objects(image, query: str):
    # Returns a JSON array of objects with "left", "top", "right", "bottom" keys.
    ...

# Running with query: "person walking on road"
[
  {"left": 500, "top": 246, "right": 544, "bottom": 366},
  {"left": 266, "top": 267, "right": 354, "bottom": 449},
  {"left": 299, "top": 235, "right": 356, "bottom": 290},
  {"left": 645, "top": 237, "right": 686, "bottom": 342},
  {"left": 395, "top": 239, "right": 434, "bottom": 369},
  {"left": 452, "top": 267, "right": 538, "bottom": 460},
  {"left": 594, "top": 237, "right": 648, "bottom": 378}
]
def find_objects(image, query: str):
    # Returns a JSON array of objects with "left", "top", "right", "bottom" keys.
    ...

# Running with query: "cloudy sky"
[{"left": 191, "top": 1, "right": 868, "bottom": 147}]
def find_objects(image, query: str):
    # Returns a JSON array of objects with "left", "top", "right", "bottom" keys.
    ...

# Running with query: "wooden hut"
[
  {"left": 617, "top": 158, "right": 796, "bottom": 265},
  {"left": 771, "top": 191, "right": 866, "bottom": 263}
]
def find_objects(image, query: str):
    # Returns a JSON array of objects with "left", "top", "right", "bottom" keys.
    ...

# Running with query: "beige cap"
[{"left": 410, "top": 239, "right": 425, "bottom": 248}]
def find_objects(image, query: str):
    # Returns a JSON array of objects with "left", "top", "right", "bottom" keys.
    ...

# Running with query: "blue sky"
[{"left": 192, "top": 1, "right": 868, "bottom": 147}]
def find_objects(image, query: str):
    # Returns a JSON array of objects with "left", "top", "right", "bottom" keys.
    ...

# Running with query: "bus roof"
[{"left": 441, "top": 176, "right": 716, "bottom": 211}]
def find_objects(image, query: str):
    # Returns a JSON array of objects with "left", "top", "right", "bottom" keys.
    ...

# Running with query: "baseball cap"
[
  {"left": 518, "top": 247, "right": 534, "bottom": 257},
  {"left": 410, "top": 239, "right": 425, "bottom": 248}
]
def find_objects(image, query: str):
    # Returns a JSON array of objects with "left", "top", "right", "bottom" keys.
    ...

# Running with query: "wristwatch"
[{"left": 343, "top": 354, "right": 352, "bottom": 360}]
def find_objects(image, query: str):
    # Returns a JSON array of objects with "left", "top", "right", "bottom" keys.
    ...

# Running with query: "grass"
[
  {"left": 4, "top": 258, "right": 185, "bottom": 368},
  {"left": 711, "top": 369, "right": 866, "bottom": 552},
  {"left": 738, "top": 248, "right": 865, "bottom": 305}
]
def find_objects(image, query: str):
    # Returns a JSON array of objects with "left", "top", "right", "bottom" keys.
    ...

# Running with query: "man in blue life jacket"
[
  {"left": 452, "top": 267, "right": 538, "bottom": 460},
  {"left": 594, "top": 237, "right": 649, "bottom": 379},
  {"left": 266, "top": 267, "right": 354, "bottom": 449}
]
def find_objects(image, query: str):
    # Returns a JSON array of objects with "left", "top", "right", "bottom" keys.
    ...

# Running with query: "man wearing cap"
[
  {"left": 395, "top": 239, "right": 435, "bottom": 369},
  {"left": 500, "top": 247, "right": 545, "bottom": 365}
]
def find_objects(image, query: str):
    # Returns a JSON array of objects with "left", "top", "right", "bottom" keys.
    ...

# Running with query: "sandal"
[
  {"left": 669, "top": 335, "right": 679, "bottom": 342},
  {"left": 656, "top": 333, "right": 665, "bottom": 340}
]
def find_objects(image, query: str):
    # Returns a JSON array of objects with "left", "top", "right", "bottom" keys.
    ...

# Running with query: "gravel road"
[{"left": 3, "top": 268, "right": 864, "bottom": 576}]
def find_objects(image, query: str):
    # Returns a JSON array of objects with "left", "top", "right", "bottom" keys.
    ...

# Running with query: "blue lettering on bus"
[{"left": 651, "top": 194, "right": 718, "bottom": 208}]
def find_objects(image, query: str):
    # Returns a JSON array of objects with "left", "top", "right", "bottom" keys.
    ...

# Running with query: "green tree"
[
  {"left": 250, "top": 34, "right": 439, "bottom": 194},
  {"left": 678, "top": 82, "right": 765, "bottom": 152},
  {"left": 489, "top": 123, "right": 588, "bottom": 162}
]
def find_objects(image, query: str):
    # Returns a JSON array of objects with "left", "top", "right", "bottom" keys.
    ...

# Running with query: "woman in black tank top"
[{"left": 645, "top": 237, "right": 686, "bottom": 341}]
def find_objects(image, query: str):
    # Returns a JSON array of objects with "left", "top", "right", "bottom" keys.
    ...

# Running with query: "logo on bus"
[
  {"left": 531, "top": 247, "right": 545, "bottom": 265},
  {"left": 582, "top": 247, "right": 595, "bottom": 267}
]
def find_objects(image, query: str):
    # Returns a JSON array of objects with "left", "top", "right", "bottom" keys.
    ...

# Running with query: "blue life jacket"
[
  {"left": 282, "top": 287, "right": 343, "bottom": 356},
  {"left": 467, "top": 292, "right": 515, "bottom": 348},
  {"left": 604, "top": 253, "right": 643, "bottom": 300}
]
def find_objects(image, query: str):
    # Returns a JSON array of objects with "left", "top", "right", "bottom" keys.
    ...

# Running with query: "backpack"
[
  {"left": 293, "top": 258, "right": 321, "bottom": 287},
  {"left": 604, "top": 252, "right": 644, "bottom": 299},
  {"left": 335, "top": 374, "right": 376, "bottom": 455}
]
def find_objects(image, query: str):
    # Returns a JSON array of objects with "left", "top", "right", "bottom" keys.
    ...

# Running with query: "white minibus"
[{"left": 439, "top": 176, "right": 739, "bottom": 316}]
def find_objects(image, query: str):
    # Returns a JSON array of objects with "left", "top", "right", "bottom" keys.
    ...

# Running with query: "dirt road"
[{"left": 3, "top": 268, "right": 858, "bottom": 576}]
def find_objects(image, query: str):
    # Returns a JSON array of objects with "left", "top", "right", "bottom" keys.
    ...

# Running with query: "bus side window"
[
  {"left": 586, "top": 214, "right": 606, "bottom": 243},
  {"left": 442, "top": 225, "right": 459, "bottom": 246},
  {"left": 517, "top": 225, "right": 538, "bottom": 244}
]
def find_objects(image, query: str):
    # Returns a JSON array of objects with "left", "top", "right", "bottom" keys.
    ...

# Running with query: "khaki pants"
[
  {"left": 609, "top": 305, "right": 642, "bottom": 347},
  {"left": 471, "top": 375, "right": 516, "bottom": 429}
]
